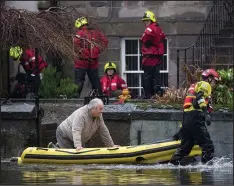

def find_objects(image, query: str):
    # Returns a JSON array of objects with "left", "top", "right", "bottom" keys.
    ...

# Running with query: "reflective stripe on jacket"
[
  {"left": 183, "top": 82, "right": 211, "bottom": 112},
  {"left": 20, "top": 49, "right": 48, "bottom": 74}
]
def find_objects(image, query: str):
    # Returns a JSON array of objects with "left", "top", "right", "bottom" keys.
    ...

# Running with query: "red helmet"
[{"left": 202, "top": 69, "right": 220, "bottom": 81}]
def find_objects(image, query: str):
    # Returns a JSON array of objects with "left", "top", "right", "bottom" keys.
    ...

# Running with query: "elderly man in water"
[{"left": 49, "top": 98, "right": 118, "bottom": 151}]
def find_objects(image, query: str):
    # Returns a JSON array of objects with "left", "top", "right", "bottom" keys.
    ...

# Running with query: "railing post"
[
  {"left": 7, "top": 50, "right": 10, "bottom": 96},
  {"left": 184, "top": 49, "right": 187, "bottom": 87},
  {"left": 137, "top": 130, "right": 142, "bottom": 145},
  {"left": 0, "top": 49, "right": 2, "bottom": 141},
  {"left": 177, "top": 49, "right": 180, "bottom": 89},
  {"left": 34, "top": 48, "right": 41, "bottom": 147}
]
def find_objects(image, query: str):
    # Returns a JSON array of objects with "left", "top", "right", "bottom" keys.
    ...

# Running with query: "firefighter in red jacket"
[
  {"left": 9, "top": 46, "right": 48, "bottom": 77},
  {"left": 140, "top": 10, "right": 166, "bottom": 99},
  {"left": 100, "top": 62, "right": 128, "bottom": 97},
  {"left": 73, "top": 17, "right": 108, "bottom": 98},
  {"left": 170, "top": 69, "right": 220, "bottom": 165}
]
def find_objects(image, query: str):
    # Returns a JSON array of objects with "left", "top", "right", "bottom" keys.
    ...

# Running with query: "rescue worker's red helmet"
[{"left": 202, "top": 69, "right": 220, "bottom": 82}]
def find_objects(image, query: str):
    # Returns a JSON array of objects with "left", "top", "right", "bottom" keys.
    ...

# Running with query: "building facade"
[{"left": 2, "top": 1, "right": 213, "bottom": 98}]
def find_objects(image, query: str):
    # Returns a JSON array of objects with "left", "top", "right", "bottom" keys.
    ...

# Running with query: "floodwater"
[{"left": 1, "top": 156, "right": 233, "bottom": 185}]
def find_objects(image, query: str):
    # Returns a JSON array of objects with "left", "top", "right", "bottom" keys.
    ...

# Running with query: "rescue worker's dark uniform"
[{"left": 170, "top": 81, "right": 214, "bottom": 164}]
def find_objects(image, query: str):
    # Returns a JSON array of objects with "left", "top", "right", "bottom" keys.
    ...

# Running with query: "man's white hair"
[{"left": 88, "top": 98, "right": 103, "bottom": 109}]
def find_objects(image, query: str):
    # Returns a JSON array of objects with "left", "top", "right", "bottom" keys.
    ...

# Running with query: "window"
[{"left": 121, "top": 38, "right": 169, "bottom": 98}]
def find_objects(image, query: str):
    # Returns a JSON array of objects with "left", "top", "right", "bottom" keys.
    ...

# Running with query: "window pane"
[
  {"left": 140, "top": 55, "right": 142, "bottom": 66},
  {"left": 125, "top": 56, "right": 138, "bottom": 70},
  {"left": 126, "top": 73, "right": 139, "bottom": 87},
  {"left": 163, "top": 39, "right": 167, "bottom": 54},
  {"left": 140, "top": 73, "right": 168, "bottom": 87},
  {"left": 161, "top": 55, "right": 167, "bottom": 71},
  {"left": 129, "top": 88, "right": 143, "bottom": 99},
  {"left": 160, "top": 73, "right": 169, "bottom": 87},
  {"left": 125, "top": 40, "right": 138, "bottom": 54}
]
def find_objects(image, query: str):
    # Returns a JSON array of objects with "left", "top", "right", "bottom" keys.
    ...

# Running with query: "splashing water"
[
  {"left": 2, "top": 155, "right": 232, "bottom": 171},
  {"left": 1, "top": 156, "right": 233, "bottom": 185}
]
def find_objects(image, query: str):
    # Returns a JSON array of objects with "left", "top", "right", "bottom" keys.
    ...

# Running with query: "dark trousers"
[
  {"left": 74, "top": 68, "right": 101, "bottom": 97},
  {"left": 170, "top": 110, "right": 214, "bottom": 164},
  {"left": 142, "top": 64, "right": 162, "bottom": 98}
]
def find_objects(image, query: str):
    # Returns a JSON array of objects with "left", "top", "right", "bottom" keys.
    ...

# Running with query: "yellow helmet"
[
  {"left": 104, "top": 62, "right": 116, "bottom": 73},
  {"left": 9, "top": 46, "right": 23, "bottom": 60},
  {"left": 142, "top": 10, "right": 156, "bottom": 22},
  {"left": 75, "top": 17, "right": 88, "bottom": 28},
  {"left": 194, "top": 81, "right": 212, "bottom": 97}
]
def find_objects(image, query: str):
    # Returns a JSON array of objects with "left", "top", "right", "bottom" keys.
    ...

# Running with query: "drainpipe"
[
  {"left": 7, "top": 50, "right": 10, "bottom": 96},
  {"left": 177, "top": 49, "right": 180, "bottom": 89},
  {"left": 0, "top": 51, "right": 2, "bottom": 151},
  {"left": 34, "top": 48, "right": 41, "bottom": 147},
  {"left": 137, "top": 130, "right": 142, "bottom": 145}
]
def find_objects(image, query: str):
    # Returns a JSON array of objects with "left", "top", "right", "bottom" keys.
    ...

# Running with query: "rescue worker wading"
[
  {"left": 73, "top": 17, "right": 108, "bottom": 98},
  {"left": 170, "top": 69, "right": 221, "bottom": 165},
  {"left": 100, "top": 62, "right": 128, "bottom": 97},
  {"left": 140, "top": 10, "right": 166, "bottom": 99}
]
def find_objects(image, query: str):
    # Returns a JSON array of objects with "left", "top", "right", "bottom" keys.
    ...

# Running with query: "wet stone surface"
[
  {"left": 1, "top": 102, "right": 233, "bottom": 122},
  {"left": 1, "top": 102, "right": 36, "bottom": 119}
]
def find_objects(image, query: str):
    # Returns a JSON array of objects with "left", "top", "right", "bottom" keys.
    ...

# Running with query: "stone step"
[
  {"left": 205, "top": 54, "right": 233, "bottom": 64},
  {"left": 223, "top": 20, "right": 233, "bottom": 29},
  {"left": 203, "top": 63, "right": 233, "bottom": 70},
  {"left": 219, "top": 27, "right": 233, "bottom": 37},
  {"left": 211, "top": 45, "right": 233, "bottom": 55},
  {"left": 214, "top": 36, "right": 233, "bottom": 46}
]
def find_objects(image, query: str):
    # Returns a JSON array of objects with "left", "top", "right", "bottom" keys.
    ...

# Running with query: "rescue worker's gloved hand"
[
  {"left": 205, "top": 114, "right": 212, "bottom": 126},
  {"left": 39, "top": 73, "right": 43, "bottom": 80},
  {"left": 173, "top": 132, "right": 180, "bottom": 141},
  {"left": 173, "top": 128, "right": 183, "bottom": 141},
  {"left": 202, "top": 107, "right": 212, "bottom": 126}
]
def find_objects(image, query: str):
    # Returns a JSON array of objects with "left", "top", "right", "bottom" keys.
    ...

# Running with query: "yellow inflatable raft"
[{"left": 12, "top": 140, "right": 201, "bottom": 164}]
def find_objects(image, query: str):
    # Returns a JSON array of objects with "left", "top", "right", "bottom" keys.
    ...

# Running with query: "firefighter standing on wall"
[
  {"left": 140, "top": 10, "right": 166, "bottom": 99},
  {"left": 170, "top": 69, "right": 221, "bottom": 165},
  {"left": 73, "top": 17, "right": 108, "bottom": 98},
  {"left": 100, "top": 62, "right": 128, "bottom": 98}
]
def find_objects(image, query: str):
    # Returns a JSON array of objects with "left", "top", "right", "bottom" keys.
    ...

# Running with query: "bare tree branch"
[{"left": 0, "top": 5, "right": 108, "bottom": 64}]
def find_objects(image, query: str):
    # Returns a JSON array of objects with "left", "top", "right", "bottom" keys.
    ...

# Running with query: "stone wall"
[
  {"left": 40, "top": 102, "right": 233, "bottom": 158},
  {"left": 1, "top": 120, "right": 36, "bottom": 158},
  {"left": 5, "top": 1, "right": 39, "bottom": 11},
  {"left": 1, "top": 101, "right": 233, "bottom": 159},
  {"left": 2, "top": 1, "right": 214, "bottom": 96},
  {"left": 59, "top": 0, "right": 213, "bottom": 92},
  {"left": 1, "top": 102, "right": 38, "bottom": 159},
  {"left": 130, "top": 120, "right": 233, "bottom": 157}
]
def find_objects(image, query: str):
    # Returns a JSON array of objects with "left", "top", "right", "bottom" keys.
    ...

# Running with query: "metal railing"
[{"left": 177, "top": 0, "right": 233, "bottom": 88}]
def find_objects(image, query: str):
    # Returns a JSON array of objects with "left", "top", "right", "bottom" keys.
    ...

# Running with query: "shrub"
[
  {"left": 182, "top": 64, "right": 203, "bottom": 88},
  {"left": 39, "top": 65, "right": 61, "bottom": 98},
  {"left": 56, "top": 78, "right": 78, "bottom": 99},
  {"left": 153, "top": 87, "right": 187, "bottom": 106},
  {"left": 39, "top": 65, "right": 78, "bottom": 98},
  {"left": 213, "top": 68, "right": 233, "bottom": 105},
  {"left": 152, "top": 66, "right": 233, "bottom": 111}
]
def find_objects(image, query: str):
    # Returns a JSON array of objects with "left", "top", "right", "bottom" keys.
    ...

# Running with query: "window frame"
[{"left": 120, "top": 37, "right": 169, "bottom": 96}]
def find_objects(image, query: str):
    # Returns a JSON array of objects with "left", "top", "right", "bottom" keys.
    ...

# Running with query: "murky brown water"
[{"left": 1, "top": 157, "right": 233, "bottom": 185}]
